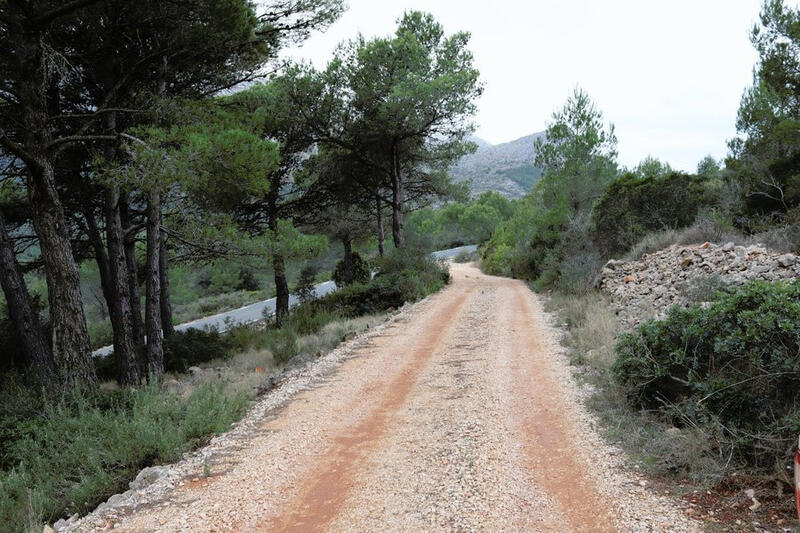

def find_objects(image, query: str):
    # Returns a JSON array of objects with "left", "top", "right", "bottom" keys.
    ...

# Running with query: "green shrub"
[
  {"left": 321, "top": 251, "right": 449, "bottom": 317},
  {"left": 613, "top": 279, "right": 800, "bottom": 473},
  {"left": 266, "top": 326, "right": 299, "bottom": 364},
  {"left": 0, "top": 383, "right": 247, "bottom": 532},
  {"left": 332, "top": 252, "right": 370, "bottom": 287},
  {"left": 286, "top": 304, "right": 338, "bottom": 336},
  {"left": 294, "top": 264, "right": 319, "bottom": 303},
  {"left": 93, "top": 329, "right": 234, "bottom": 381},
  {"left": 163, "top": 329, "right": 232, "bottom": 373},
  {"left": 236, "top": 267, "right": 261, "bottom": 291},
  {"left": 592, "top": 172, "right": 712, "bottom": 257}
]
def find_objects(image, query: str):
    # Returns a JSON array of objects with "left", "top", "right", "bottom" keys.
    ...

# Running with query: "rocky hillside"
[
  {"left": 598, "top": 242, "right": 800, "bottom": 329},
  {"left": 450, "top": 132, "right": 545, "bottom": 198}
]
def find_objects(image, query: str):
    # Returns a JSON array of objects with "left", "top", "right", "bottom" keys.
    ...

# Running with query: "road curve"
[{"left": 85, "top": 263, "right": 697, "bottom": 532}]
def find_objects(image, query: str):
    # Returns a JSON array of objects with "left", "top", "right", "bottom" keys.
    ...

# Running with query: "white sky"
[{"left": 285, "top": 0, "right": 764, "bottom": 172}]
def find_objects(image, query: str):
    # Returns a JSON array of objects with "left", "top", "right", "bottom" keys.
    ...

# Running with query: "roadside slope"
[{"left": 70, "top": 264, "right": 697, "bottom": 532}]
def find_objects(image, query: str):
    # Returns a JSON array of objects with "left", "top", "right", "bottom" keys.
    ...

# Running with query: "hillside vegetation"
[{"left": 476, "top": 1, "right": 800, "bottom": 525}]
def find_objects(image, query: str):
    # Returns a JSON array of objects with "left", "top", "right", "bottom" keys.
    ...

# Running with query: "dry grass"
[
  {"left": 169, "top": 313, "right": 388, "bottom": 398},
  {"left": 546, "top": 292, "right": 618, "bottom": 369},
  {"left": 622, "top": 218, "right": 800, "bottom": 262},
  {"left": 546, "top": 290, "right": 725, "bottom": 484}
]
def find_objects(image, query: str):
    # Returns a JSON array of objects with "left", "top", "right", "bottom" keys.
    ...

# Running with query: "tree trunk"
[
  {"left": 101, "top": 110, "right": 140, "bottom": 385},
  {"left": 84, "top": 209, "right": 113, "bottom": 313},
  {"left": 27, "top": 163, "right": 97, "bottom": 389},
  {"left": 121, "top": 199, "right": 145, "bottom": 346},
  {"left": 145, "top": 191, "right": 163, "bottom": 380},
  {"left": 266, "top": 178, "right": 289, "bottom": 327},
  {"left": 0, "top": 209, "right": 54, "bottom": 380},
  {"left": 376, "top": 198, "right": 385, "bottom": 257},
  {"left": 391, "top": 151, "right": 405, "bottom": 249},
  {"left": 159, "top": 230, "right": 174, "bottom": 337},
  {"left": 106, "top": 186, "right": 140, "bottom": 385},
  {"left": 7, "top": 14, "right": 95, "bottom": 389},
  {"left": 272, "top": 253, "right": 289, "bottom": 327}
]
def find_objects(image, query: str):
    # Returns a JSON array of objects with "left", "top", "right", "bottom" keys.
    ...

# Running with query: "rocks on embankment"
[{"left": 597, "top": 241, "right": 800, "bottom": 329}]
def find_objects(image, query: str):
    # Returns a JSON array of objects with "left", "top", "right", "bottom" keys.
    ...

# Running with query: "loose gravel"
[{"left": 62, "top": 264, "right": 700, "bottom": 532}]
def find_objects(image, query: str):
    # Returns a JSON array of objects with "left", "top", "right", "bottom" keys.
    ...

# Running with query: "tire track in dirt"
[
  {"left": 503, "top": 281, "right": 617, "bottom": 531},
  {"left": 266, "top": 285, "right": 474, "bottom": 532}
]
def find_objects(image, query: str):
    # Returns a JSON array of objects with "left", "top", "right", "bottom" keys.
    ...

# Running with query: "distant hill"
[{"left": 450, "top": 132, "right": 545, "bottom": 199}]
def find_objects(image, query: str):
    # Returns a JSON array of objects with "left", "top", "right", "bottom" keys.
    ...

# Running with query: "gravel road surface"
[{"left": 73, "top": 263, "right": 697, "bottom": 532}]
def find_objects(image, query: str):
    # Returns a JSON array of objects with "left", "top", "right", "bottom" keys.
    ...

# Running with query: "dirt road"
[{"left": 84, "top": 264, "right": 697, "bottom": 532}]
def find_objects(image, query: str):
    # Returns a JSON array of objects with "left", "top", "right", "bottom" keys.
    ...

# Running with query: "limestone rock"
[
  {"left": 129, "top": 465, "right": 169, "bottom": 491},
  {"left": 598, "top": 242, "right": 800, "bottom": 330}
]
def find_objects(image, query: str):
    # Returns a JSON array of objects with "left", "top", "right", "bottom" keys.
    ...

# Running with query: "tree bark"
[
  {"left": 145, "top": 191, "right": 164, "bottom": 380},
  {"left": 28, "top": 162, "right": 97, "bottom": 389},
  {"left": 6, "top": 12, "right": 96, "bottom": 389},
  {"left": 0, "top": 209, "right": 54, "bottom": 380},
  {"left": 159, "top": 230, "right": 174, "bottom": 337},
  {"left": 376, "top": 197, "right": 385, "bottom": 257},
  {"left": 121, "top": 199, "right": 145, "bottom": 346},
  {"left": 272, "top": 252, "right": 289, "bottom": 327},
  {"left": 84, "top": 209, "right": 113, "bottom": 313},
  {"left": 106, "top": 185, "right": 140, "bottom": 385},
  {"left": 266, "top": 177, "right": 289, "bottom": 326},
  {"left": 391, "top": 149, "right": 405, "bottom": 249},
  {"left": 101, "top": 110, "right": 140, "bottom": 385}
]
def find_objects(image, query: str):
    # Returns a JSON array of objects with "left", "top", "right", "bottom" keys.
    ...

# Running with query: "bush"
[
  {"left": 162, "top": 329, "right": 232, "bottom": 373},
  {"left": 93, "top": 329, "right": 233, "bottom": 381},
  {"left": 286, "top": 303, "right": 338, "bottom": 336},
  {"left": 623, "top": 214, "right": 750, "bottom": 261},
  {"left": 592, "top": 172, "right": 711, "bottom": 257},
  {"left": 613, "top": 279, "right": 800, "bottom": 474},
  {"left": 265, "top": 326, "right": 299, "bottom": 364},
  {"left": 547, "top": 293, "right": 726, "bottom": 483},
  {"left": 321, "top": 251, "right": 449, "bottom": 317},
  {"left": 0, "top": 383, "right": 247, "bottom": 532},
  {"left": 332, "top": 252, "right": 370, "bottom": 287},
  {"left": 236, "top": 267, "right": 261, "bottom": 291},
  {"left": 294, "top": 264, "right": 319, "bottom": 303}
]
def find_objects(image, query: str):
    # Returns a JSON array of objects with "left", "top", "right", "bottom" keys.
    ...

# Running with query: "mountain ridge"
[{"left": 450, "top": 132, "right": 545, "bottom": 198}]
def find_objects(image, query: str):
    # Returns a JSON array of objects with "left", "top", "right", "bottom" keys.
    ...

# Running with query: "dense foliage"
[
  {"left": 332, "top": 252, "right": 370, "bottom": 287},
  {"left": 613, "top": 280, "right": 800, "bottom": 472},
  {"left": 481, "top": 88, "right": 618, "bottom": 291},
  {"left": 405, "top": 191, "right": 514, "bottom": 250},
  {"left": 319, "top": 252, "right": 450, "bottom": 317},
  {"left": 591, "top": 172, "right": 713, "bottom": 257}
]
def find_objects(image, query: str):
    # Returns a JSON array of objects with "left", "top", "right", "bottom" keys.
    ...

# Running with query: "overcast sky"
[{"left": 285, "top": 0, "right": 764, "bottom": 172}]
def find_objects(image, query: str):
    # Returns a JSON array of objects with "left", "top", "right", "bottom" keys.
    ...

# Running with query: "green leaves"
[
  {"left": 181, "top": 128, "right": 278, "bottom": 212},
  {"left": 613, "top": 279, "right": 800, "bottom": 471},
  {"left": 482, "top": 89, "right": 616, "bottom": 288},
  {"left": 730, "top": 1, "right": 800, "bottom": 219}
]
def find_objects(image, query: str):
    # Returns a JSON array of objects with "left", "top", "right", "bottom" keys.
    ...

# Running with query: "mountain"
[{"left": 450, "top": 132, "right": 545, "bottom": 198}]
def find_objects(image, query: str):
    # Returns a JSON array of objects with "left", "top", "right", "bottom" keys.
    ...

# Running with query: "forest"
[{"left": 2, "top": 0, "right": 800, "bottom": 530}]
